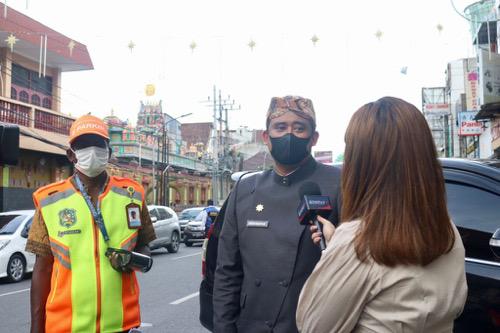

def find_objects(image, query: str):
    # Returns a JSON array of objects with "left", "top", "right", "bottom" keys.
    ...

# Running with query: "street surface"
[{"left": 0, "top": 245, "right": 209, "bottom": 332}]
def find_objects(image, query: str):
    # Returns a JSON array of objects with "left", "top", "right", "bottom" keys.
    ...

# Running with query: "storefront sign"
[
  {"left": 458, "top": 112, "right": 483, "bottom": 136},
  {"left": 423, "top": 103, "right": 450, "bottom": 114}
]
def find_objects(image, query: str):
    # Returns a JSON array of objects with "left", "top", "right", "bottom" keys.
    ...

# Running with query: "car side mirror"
[
  {"left": 151, "top": 216, "right": 158, "bottom": 223},
  {"left": 489, "top": 228, "right": 500, "bottom": 258}
]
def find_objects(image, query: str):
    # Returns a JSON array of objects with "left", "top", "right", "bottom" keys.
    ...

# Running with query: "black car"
[{"left": 199, "top": 159, "right": 500, "bottom": 332}]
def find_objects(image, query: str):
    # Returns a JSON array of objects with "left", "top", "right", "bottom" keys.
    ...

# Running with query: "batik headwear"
[{"left": 266, "top": 96, "right": 316, "bottom": 126}]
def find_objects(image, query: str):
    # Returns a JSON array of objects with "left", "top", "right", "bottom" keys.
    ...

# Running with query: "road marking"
[
  {"left": 170, "top": 292, "right": 199, "bottom": 305},
  {"left": 171, "top": 252, "right": 201, "bottom": 260},
  {"left": 0, "top": 288, "right": 30, "bottom": 297}
]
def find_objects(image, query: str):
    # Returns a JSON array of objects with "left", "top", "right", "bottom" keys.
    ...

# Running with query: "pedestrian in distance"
[
  {"left": 26, "top": 115, "right": 156, "bottom": 333},
  {"left": 200, "top": 199, "right": 220, "bottom": 235},
  {"left": 213, "top": 96, "right": 342, "bottom": 333},
  {"left": 296, "top": 97, "right": 468, "bottom": 332}
]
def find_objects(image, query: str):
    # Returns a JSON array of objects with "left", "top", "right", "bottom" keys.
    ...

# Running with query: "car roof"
[
  {"left": 440, "top": 158, "right": 500, "bottom": 182},
  {"left": 0, "top": 209, "right": 35, "bottom": 216},
  {"left": 181, "top": 207, "right": 204, "bottom": 212},
  {"left": 147, "top": 205, "right": 174, "bottom": 210}
]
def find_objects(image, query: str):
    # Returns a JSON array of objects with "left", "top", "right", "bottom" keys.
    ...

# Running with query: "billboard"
[
  {"left": 465, "top": 58, "right": 479, "bottom": 111},
  {"left": 314, "top": 151, "right": 333, "bottom": 164},
  {"left": 478, "top": 48, "right": 500, "bottom": 105},
  {"left": 458, "top": 112, "right": 483, "bottom": 136}
]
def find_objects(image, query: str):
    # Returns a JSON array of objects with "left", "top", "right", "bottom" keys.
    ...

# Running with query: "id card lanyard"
[{"left": 75, "top": 174, "right": 110, "bottom": 242}]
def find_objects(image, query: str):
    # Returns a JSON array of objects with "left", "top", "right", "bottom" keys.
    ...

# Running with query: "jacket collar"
[{"left": 272, "top": 155, "right": 317, "bottom": 186}]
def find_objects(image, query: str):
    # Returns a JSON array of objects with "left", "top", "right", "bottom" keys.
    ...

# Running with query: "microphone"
[{"left": 297, "top": 182, "right": 332, "bottom": 251}]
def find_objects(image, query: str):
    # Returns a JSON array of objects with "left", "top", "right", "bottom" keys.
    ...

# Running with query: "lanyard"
[{"left": 74, "top": 174, "right": 110, "bottom": 242}]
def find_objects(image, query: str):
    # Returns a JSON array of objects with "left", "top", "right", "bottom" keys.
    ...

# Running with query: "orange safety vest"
[{"left": 33, "top": 175, "right": 145, "bottom": 333}]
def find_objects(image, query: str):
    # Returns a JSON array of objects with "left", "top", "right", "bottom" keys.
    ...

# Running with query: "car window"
[
  {"left": 194, "top": 211, "right": 205, "bottom": 222},
  {"left": 158, "top": 208, "right": 169, "bottom": 220},
  {"left": 446, "top": 182, "right": 500, "bottom": 262},
  {"left": 446, "top": 183, "right": 500, "bottom": 233},
  {"left": 0, "top": 215, "right": 26, "bottom": 235},
  {"left": 149, "top": 209, "right": 160, "bottom": 220}
]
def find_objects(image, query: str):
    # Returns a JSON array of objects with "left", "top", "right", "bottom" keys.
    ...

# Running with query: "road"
[{"left": 0, "top": 245, "right": 209, "bottom": 332}]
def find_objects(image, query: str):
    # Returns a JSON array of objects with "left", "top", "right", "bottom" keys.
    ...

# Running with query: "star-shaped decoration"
[
  {"left": 5, "top": 34, "right": 18, "bottom": 52},
  {"left": 189, "top": 41, "right": 197, "bottom": 53},
  {"left": 68, "top": 40, "right": 76, "bottom": 56},
  {"left": 256, "top": 204, "right": 264, "bottom": 212},
  {"left": 248, "top": 39, "right": 256, "bottom": 51},
  {"left": 436, "top": 24, "right": 443, "bottom": 34},
  {"left": 374, "top": 29, "right": 383, "bottom": 41},
  {"left": 400, "top": 66, "right": 408, "bottom": 75},
  {"left": 127, "top": 40, "right": 135, "bottom": 53},
  {"left": 311, "top": 34, "right": 319, "bottom": 46}
]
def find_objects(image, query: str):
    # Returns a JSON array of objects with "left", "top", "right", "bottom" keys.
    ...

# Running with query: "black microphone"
[{"left": 297, "top": 182, "right": 332, "bottom": 251}]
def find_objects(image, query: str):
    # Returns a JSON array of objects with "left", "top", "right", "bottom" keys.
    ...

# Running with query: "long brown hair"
[{"left": 342, "top": 97, "right": 455, "bottom": 267}]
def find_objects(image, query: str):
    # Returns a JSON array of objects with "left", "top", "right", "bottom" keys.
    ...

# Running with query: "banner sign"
[
  {"left": 458, "top": 112, "right": 483, "bottom": 136},
  {"left": 423, "top": 103, "right": 450, "bottom": 114},
  {"left": 478, "top": 49, "right": 500, "bottom": 105}
]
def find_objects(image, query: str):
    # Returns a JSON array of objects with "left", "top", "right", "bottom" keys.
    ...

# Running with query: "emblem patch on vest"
[{"left": 58, "top": 208, "right": 77, "bottom": 228}]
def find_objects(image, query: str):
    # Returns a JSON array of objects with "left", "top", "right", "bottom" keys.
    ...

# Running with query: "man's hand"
[
  {"left": 107, "top": 251, "right": 132, "bottom": 273},
  {"left": 30, "top": 255, "right": 53, "bottom": 333},
  {"left": 310, "top": 216, "right": 336, "bottom": 246}
]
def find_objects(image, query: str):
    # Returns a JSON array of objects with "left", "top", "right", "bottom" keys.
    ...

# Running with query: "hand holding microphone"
[
  {"left": 297, "top": 182, "right": 335, "bottom": 251},
  {"left": 310, "top": 216, "right": 335, "bottom": 247}
]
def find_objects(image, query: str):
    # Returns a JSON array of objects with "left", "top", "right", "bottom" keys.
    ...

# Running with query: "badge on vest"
[
  {"left": 246, "top": 220, "right": 269, "bottom": 228},
  {"left": 126, "top": 203, "right": 141, "bottom": 229},
  {"left": 59, "top": 208, "right": 77, "bottom": 228}
]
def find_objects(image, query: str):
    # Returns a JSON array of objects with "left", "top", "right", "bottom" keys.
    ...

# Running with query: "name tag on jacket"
[{"left": 246, "top": 220, "right": 269, "bottom": 228}]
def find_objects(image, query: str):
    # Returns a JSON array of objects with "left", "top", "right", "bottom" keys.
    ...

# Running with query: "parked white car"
[
  {"left": 147, "top": 205, "right": 181, "bottom": 253},
  {"left": 0, "top": 210, "right": 36, "bottom": 282}
]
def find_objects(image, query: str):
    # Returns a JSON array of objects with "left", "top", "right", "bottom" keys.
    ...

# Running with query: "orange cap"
[{"left": 69, "top": 115, "right": 110, "bottom": 144}]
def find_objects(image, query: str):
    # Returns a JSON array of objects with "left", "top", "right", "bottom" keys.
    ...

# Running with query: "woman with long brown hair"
[{"left": 296, "top": 97, "right": 467, "bottom": 332}]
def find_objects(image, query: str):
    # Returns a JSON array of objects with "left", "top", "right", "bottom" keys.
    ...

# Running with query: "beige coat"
[{"left": 296, "top": 220, "right": 467, "bottom": 333}]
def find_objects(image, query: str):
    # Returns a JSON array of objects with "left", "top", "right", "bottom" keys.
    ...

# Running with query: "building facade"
[{"left": 0, "top": 3, "right": 93, "bottom": 211}]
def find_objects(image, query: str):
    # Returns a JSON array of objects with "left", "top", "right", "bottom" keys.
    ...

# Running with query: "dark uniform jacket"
[{"left": 213, "top": 157, "right": 341, "bottom": 333}]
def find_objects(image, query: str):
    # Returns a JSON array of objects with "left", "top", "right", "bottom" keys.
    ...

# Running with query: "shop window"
[
  {"left": 31, "top": 94, "right": 41, "bottom": 106},
  {"left": 19, "top": 90, "right": 29, "bottom": 103},
  {"left": 11, "top": 87, "right": 17, "bottom": 100}
]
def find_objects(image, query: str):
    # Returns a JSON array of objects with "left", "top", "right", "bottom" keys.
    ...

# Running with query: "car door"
[{"left": 444, "top": 169, "right": 500, "bottom": 332}]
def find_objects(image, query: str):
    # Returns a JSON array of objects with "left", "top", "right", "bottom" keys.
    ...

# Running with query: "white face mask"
[{"left": 73, "top": 146, "right": 109, "bottom": 178}]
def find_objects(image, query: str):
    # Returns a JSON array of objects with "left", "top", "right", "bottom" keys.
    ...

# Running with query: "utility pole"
[{"left": 201, "top": 85, "right": 240, "bottom": 204}]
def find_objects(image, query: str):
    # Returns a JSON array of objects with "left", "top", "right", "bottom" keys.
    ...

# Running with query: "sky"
[{"left": 6, "top": 0, "right": 479, "bottom": 158}]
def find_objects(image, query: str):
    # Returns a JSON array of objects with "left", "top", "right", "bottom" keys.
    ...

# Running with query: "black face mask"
[{"left": 270, "top": 133, "right": 311, "bottom": 165}]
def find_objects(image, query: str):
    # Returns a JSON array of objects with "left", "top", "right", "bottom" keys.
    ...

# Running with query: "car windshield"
[
  {"left": 0, "top": 215, "right": 26, "bottom": 235},
  {"left": 181, "top": 209, "right": 202, "bottom": 219}
]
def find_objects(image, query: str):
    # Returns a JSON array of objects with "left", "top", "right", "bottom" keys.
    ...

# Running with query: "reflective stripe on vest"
[{"left": 35, "top": 177, "right": 143, "bottom": 333}]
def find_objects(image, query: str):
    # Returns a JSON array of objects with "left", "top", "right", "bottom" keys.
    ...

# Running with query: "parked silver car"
[
  {"left": 178, "top": 207, "right": 204, "bottom": 236},
  {"left": 147, "top": 205, "right": 181, "bottom": 253}
]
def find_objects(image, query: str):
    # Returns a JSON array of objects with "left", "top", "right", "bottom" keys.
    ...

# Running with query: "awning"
[
  {"left": 19, "top": 126, "right": 69, "bottom": 156},
  {"left": 475, "top": 102, "right": 500, "bottom": 120}
]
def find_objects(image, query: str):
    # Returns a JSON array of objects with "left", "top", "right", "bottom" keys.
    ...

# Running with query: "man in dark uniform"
[{"left": 213, "top": 96, "right": 341, "bottom": 333}]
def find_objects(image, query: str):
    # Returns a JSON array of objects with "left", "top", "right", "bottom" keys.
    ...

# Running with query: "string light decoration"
[
  {"left": 311, "top": 34, "right": 319, "bottom": 46},
  {"left": 436, "top": 24, "right": 443, "bottom": 34},
  {"left": 127, "top": 40, "right": 135, "bottom": 53},
  {"left": 5, "top": 33, "right": 18, "bottom": 52},
  {"left": 375, "top": 30, "right": 383, "bottom": 41},
  {"left": 248, "top": 39, "right": 256, "bottom": 51},
  {"left": 68, "top": 40, "right": 76, "bottom": 56},
  {"left": 189, "top": 41, "right": 197, "bottom": 53}
]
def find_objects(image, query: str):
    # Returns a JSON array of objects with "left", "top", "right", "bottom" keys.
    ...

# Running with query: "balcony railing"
[
  {"left": 0, "top": 96, "right": 74, "bottom": 135},
  {"left": 112, "top": 142, "right": 210, "bottom": 172}
]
